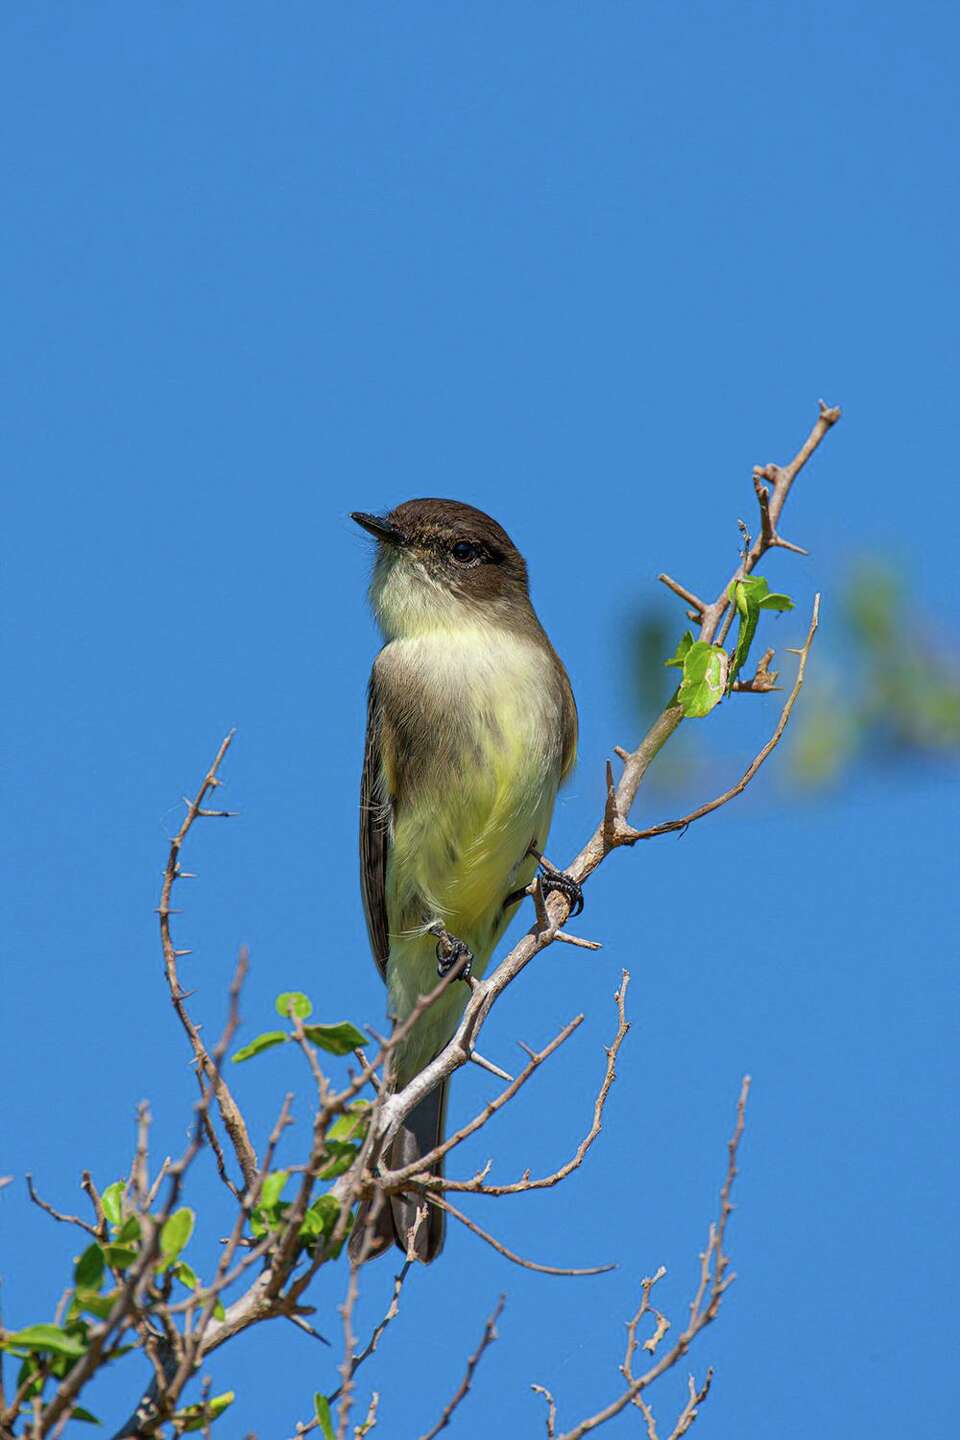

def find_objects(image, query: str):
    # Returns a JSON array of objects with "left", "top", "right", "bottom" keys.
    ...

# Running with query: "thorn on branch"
[
  {"left": 603, "top": 760, "right": 640, "bottom": 849},
  {"left": 730, "top": 648, "right": 779, "bottom": 694},
  {"left": 554, "top": 931, "right": 602, "bottom": 951},
  {"left": 468, "top": 1050, "right": 514, "bottom": 1083},
  {"left": 772, "top": 534, "right": 809, "bottom": 556},
  {"left": 658, "top": 574, "right": 706, "bottom": 615},
  {"left": 752, "top": 474, "right": 774, "bottom": 547},
  {"left": 753, "top": 471, "right": 809, "bottom": 556}
]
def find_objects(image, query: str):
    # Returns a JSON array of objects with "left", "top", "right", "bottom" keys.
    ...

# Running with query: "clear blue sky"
[{"left": 2, "top": 3, "right": 957, "bottom": 1436}]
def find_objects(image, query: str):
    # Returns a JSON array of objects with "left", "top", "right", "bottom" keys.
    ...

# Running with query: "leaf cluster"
[
  {"left": 0, "top": 1184, "right": 232, "bottom": 1429},
  {"left": 665, "top": 575, "right": 794, "bottom": 718},
  {"left": 232, "top": 991, "right": 366, "bottom": 1064}
]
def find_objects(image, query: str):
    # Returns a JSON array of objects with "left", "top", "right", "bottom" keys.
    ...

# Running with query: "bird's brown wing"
[
  {"left": 359, "top": 669, "right": 392, "bottom": 981},
  {"left": 558, "top": 661, "right": 579, "bottom": 784}
]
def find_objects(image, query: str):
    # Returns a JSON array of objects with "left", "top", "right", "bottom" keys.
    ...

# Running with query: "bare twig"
[
  {"left": 418, "top": 1296, "right": 506, "bottom": 1440},
  {"left": 426, "top": 1193, "right": 614, "bottom": 1277},
  {"left": 324, "top": 1262, "right": 412, "bottom": 1412},
  {"left": 379, "top": 1014, "right": 585, "bottom": 1190},
  {"left": 550, "top": 1077, "right": 751, "bottom": 1439},
  {"left": 532, "top": 1384, "right": 558, "bottom": 1439},
  {"left": 25, "top": 1176, "right": 99, "bottom": 1239},
  {"left": 355, "top": 1391, "right": 380, "bottom": 1436},
  {"left": 157, "top": 733, "right": 258, "bottom": 1192},
  {"left": 658, "top": 575, "right": 706, "bottom": 615},
  {"left": 437, "top": 974, "right": 629, "bottom": 1197}
]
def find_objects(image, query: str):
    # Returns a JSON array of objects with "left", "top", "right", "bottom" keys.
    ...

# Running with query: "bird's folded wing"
[{"left": 360, "top": 670, "right": 392, "bottom": 979}]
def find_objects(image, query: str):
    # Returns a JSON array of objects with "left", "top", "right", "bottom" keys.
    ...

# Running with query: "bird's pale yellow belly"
[{"left": 380, "top": 627, "right": 564, "bottom": 1077}]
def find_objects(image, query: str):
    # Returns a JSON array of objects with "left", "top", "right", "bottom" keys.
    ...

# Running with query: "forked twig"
[{"left": 418, "top": 1296, "right": 506, "bottom": 1440}]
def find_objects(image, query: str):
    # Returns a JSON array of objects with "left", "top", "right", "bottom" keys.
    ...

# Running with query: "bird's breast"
[{"left": 378, "top": 625, "right": 565, "bottom": 937}]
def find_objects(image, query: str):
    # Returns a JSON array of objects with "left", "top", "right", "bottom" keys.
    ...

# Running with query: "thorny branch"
[
  {"left": 543, "top": 1078, "right": 751, "bottom": 1440},
  {"left": 623, "top": 594, "right": 820, "bottom": 842},
  {"left": 369, "top": 402, "right": 839, "bottom": 1176},
  {"left": 157, "top": 731, "right": 258, "bottom": 1195},
  {"left": 418, "top": 1295, "right": 505, "bottom": 1440},
  {"left": 6, "top": 403, "right": 840, "bottom": 1439}
]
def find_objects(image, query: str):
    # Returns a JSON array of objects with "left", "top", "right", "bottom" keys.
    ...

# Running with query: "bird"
[{"left": 350, "top": 498, "right": 579, "bottom": 1261}]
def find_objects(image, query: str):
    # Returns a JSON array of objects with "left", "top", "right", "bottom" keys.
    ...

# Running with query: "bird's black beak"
[{"left": 351, "top": 511, "right": 407, "bottom": 546}]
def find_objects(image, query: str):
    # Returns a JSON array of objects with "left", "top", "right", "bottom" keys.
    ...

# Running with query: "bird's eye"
[{"left": 451, "top": 540, "right": 480, "bottom": 564}]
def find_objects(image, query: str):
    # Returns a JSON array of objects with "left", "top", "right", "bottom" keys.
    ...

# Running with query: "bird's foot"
[
  {"left": 429, "top": 925, "right": 474, "bottom": 982},
  {"left": 536, "top": 856, "right": 585, "bottom": 917}
]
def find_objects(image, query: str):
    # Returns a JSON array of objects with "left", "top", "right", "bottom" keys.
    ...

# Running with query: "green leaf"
[
  {"left": 74, "top": 1244, "right": 105, "bottom": 1290},
  {"left": 314, "top": 1393, "right": 335, "bottom": 1440},
  {"left": 298, "top": 1209, "right": 324, "bottom": 1241},
  {"left": 300, "top": 1194, "right": 345, "bottom": 1255},
  {"left": 73, "top": 1289, "right": 117, "bottom": 1321},
  {"left": 723, "top": 577, "right": 795, "bottom": 690},
  {"left": 326, "top": 1102, "right": 370, "bottom": 1143},
  {"left": 677, "top": 641, "right": 728, "bottom": 718},
  {"left": 231, "top": 1030, "right": 289, "bottom": 1063},
  {"left": 260, "top": 1171, "right": 289, "bottom": 1210},
  {"left": 102, "top": 1244, "right": 139, "bottom": 1270},
  {"left": 308, "top": 1195, "right": 341, "bottom": 1240},
  {"left": 250, "top": 1198, "right": 291, "bottom": 1237},
  {"left": 69, "top": 1407, "right": 100, "bottom": 1424},
  {"left": 759, "top": 591, "right": 795, "bottom": 611},
  {"left": 2, "top": 1325, "right": 86, "bottom": 1359},
  {"left": 317, "top": 1141, "right": 359, "bottom": 1180},
  {"left": 274, "top": 990, "right": 313, "bottom": 1020},
  {"left": 729, "top": 583, "right": 761, "bottom": 689},
  {"left": 101, "top": 1181, "right": 125, "bottom": 1227},
  {"left": 173, "top": 1391, "right": 235, "bottom": 1432},
  {"left": 160, "top": 1208, "right": 195, "bottom": 1264},
  {"left": 727, "top": 575, "right": 770, "bottom": 607},
  {"left": 172, "top": 1260, "right": 199, "bottom": 1290},
  {"left": 664, "top": 630, "right": 694, "bottom": 669},
  {"left": 115, "top": 1215, "right": 141, "bottom": 1245},
  {"left": 725, "top": 576, "right": 794, "bottom": 690},
  {"left": 210, "top": 1296, "right": 226, "bottom": 1322},
  {"left": 302, "top": 1021, "right": 367, "bottom": 1056}
]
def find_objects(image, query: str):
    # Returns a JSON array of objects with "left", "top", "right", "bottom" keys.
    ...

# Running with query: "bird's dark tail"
[{"left": 349, "top": 1080, "right": 447, "bottom": 1263}]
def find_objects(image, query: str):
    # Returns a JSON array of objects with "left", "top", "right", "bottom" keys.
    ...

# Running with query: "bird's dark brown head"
[{"left": 352, "top": 498, "right": 533, "bottom": 636}]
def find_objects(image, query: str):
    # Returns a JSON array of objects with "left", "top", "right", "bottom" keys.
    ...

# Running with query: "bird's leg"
[
  {"left": 502, "top": 845, "right": 585, "bottom": 917},
  {"left": 530, "top": 848, "right": 585, "bottom": 917},
  {"left": 428, "top": 923, "right": 474, "bottom": 982}
]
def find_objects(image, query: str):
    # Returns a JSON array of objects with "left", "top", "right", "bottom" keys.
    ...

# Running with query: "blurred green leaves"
[
  {"left": 173, "top": 1391, "right": 234, "bottom": 1432},
  {"left": 314, "top": 1393, "right": 335, "bottom": 1439},
  {"left": 631, "top": 557, "right": 960, "bottom": 791}
]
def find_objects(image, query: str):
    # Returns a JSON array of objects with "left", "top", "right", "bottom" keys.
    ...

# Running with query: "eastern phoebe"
[{"left": 350, "top": 499, "right": 579, "bottom": 1261}]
